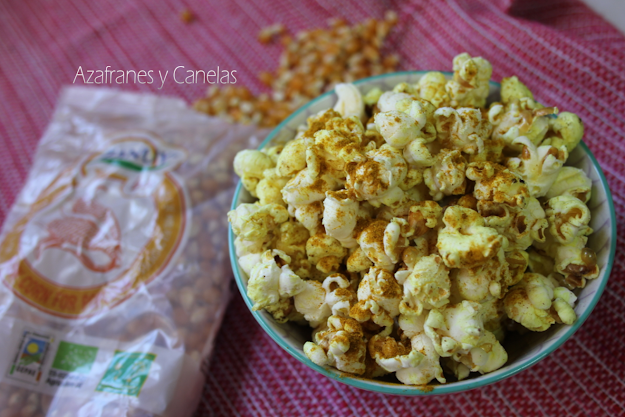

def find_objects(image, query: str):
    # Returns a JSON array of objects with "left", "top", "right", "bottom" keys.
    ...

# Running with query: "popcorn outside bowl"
[{"left": 228, "top": 71, "right": 616, "bottom": 395}]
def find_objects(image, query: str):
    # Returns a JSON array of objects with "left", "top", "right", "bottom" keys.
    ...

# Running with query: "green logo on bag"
[
  {"left": 96, "top": 135, "right": 185, "bottom": 172},
  {"left": 96, "top": 350, "right": 156, "bottom": 397},
  {"left": 52, "top": 341, "right": 98, "bottom": 374}
]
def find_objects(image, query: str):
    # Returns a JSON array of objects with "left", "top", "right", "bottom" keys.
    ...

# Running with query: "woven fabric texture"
[{"left": 1, "top": 0, "right": 624, "bottom": 416}]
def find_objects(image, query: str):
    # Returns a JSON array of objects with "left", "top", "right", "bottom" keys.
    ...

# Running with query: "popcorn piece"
[
  {"left": 396, "top": 333, "right": 446, "bottom": 385},
  {"left": 506, "top": 250, "right": 530, "bottom": 287},
  {"left": 363, "top": 87, "right": 384, "bottom": 106},
  {"left": 374, "top": 94, "right": 438, "bottom": 174},
  {"left": 454, "top": 194, "right": 479, "bottom": 211},
  {"left": 446, "top": 53, "right": 493, "bottom": 108},
  {"left": 346, "top": 247, "right": 374, "bottom": 272},
  {"left": 368, "top": 334, "right": 419, "bottom": 371},
  {"left": 369, "top": 333, "right": 446, "bottom": 385},
  {"left": 377, "top": 91, "right": 412, "bottom": 113},
  {"left": 451, "top": 249, "right": 528, "bottom": 302},
  {"left": 346, "top": 144, "right": 407, "bottom": 207},
  {"left": 399, "top": 254, "right": 450, "bottom": 316},
  {"left": 467, "top": 136, "right": 505, "bottom": 164},
  {"left": 325, "top": 113, "right": 366, "bottom": 139},
  {"left": 383, "top": 217, "right": 411, "bottom": 263},
  {"left": 416, "top": 71, "right": 449, "bottom": 108},
  {"left": 333, "top": 83, "right": 366, "bottom": 122},
  {"left": 552, "top": 286, "right": 577, "bottom": 325},
  {"left": 398, "top": 309, "right": 427, "bottom": 338},
  {"left": 392, "top": 82, "right": 418, "bottom": 96},
  {"left": 302, "top": 109, "right": 344, "bottom": 138},
  {"left": 294, "top": 279, "right": 331, "bottom": 327},
  {"left": 306, "top": 233, "right": 347, "bottom": 273},
  {"left": 235, "top": 234, "right": 271, "bottom": 260},
  {"left": 425, "top": 300, "right": 485, "bottom": 357},
  {"left": 375, "top": 194, "right": 418, "bottom": 220},
  {"left": 467, "top": 162, "right": 529, "bottom": 209},
  {"left": 500, "top": 76, "right": 533, "bottom": 103},
  {"left": 374, "top": 110, "right": 421, "bottom": 149},
  {"left": 350, "top": 267, "right": 402, "bottom": 327},
  {"left": 322, "top": 274, "right": 357, "bottom": 317},
  {"left": 395, "top": 243, "right": 430, "bottom": 284},
  {"left": 323, "top": 190, "right": 359, "bottom": 247},
  {"left": 304, "top": 341, "right": 329, "bottom": 366},
  {"left": 503, "top": 272, "right": 576, "bottom": 331},
  {"left": 282, "top": 168, "right": 341, "bottom": 207},
  {"left": 274, "top": 221, "right": 309, "bottom": 256},
  {"left": 545, "top": 167, "right": 592, "bottom": 203},
  {"left": 276, "top": 137, "right": 309, "bottom": 177},
  {"left": 478, "top": 197, "right": 547, "bottom": 251},
  {"left": 310, "top": 124, "right": 365, "bottom": 179},
  {"left": 238, "top": 253, "right": 263, "bottom": 276},
  {"left": 228, "top": 203, "right": 289, "bottom": 241},
  {"left": 408, "top": 201, "right": 443, "bottom": 237},
  {"left": 534, "top": 234, "right": 599, "bottom": 289},
  {"left": 434, "top": 107, "right": 492, "bottom": 155},
  {"left": 507, "top": 136, "right": 568, "bottom": 198},
  {"left": 305, "top": 315, "right": 367, "bottom": 375},
  {"left": 233, "top": 150, "right": 276, "bottom": 196},
  {"left": 357, "top": 219, "right": 409, "bottom": 270},
  {"left": 424, "top": 149, "right": 467, "bottom": 201},
  {"left": 542, "top": 112, "right": 584, "bottom": 153},
  {"left": 533, "top": 197, "right": 596, "bottom": 287},
  {"left": 400, "top": 167, "right": 424, "bottom": 191},
  {"left": 358, "top": 220, "right": 392, "bottom": 268},
  {"left": 453, "top": 330, "right": 507, "bottom": 375},
  {"left": 489, "top": 99, "right": 556, "bottom": 152},
  {"left": 264, "top": 298, "right": 302, "bottom": 324},
  {"left": 403, "top": 138, "right": 435, "bottom": 168},
  {"left": 256, "top": 168, "right": 289, "bottom": 206},
  {"left": 376, "top": 92, "right": 436, "bottom": 140},
  {"left": 247, "top": 250, "right": 306, "bottom": 312},
  {"left": 292, "top": 201, "right": 324, "bottom": 235},
  {"left": 544, "top": 195, "right": 592, "bottom": 244},
  {"left": 437, "top": 206, "right": 504, "bottom": 269},
  {"left": 274, "top": 221, "right": 311, "bottom": 277},
  {"left": 262, "top": 144, "right": 285, "bottom": 164},
  {"left": 452, "top": 263, "right": 496, "bottom": 303}
]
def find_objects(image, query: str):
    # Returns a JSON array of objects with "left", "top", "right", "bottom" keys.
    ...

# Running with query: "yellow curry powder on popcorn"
[{"left": 229, "top": 52, "right": 598, "bottom": 385}]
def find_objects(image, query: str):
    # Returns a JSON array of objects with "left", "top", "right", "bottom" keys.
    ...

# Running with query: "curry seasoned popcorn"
[{"left": 229, "top": 53, "right": 598, "bottom": 385}]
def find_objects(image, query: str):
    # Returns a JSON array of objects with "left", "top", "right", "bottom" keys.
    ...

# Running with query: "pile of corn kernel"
[
  {"left": 228, "top": 53, "right": 598, "bottom": 385},
  {"left": 193, "top": 13, "right": 399, "bottom": 127}
]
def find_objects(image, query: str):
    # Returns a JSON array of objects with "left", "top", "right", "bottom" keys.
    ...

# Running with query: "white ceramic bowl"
[{"left": 228, "top": 71, "right": 616, "bottom": 394}]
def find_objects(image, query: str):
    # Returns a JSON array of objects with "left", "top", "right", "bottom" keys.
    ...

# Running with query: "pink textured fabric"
[{"left": 1, "top": 0, "right": 624, "bottom": 415}]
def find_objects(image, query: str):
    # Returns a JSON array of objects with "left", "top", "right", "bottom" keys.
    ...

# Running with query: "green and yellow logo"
[
  {"left": 52, "top": 341, "right": 98, "bottom": 374},
  {"left": 96, "top": 350, "right": 156, "bottom": 397}
]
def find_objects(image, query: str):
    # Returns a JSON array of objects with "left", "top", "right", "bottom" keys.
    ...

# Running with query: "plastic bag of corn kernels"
[{"left": 0, "top": 87, "right": 269, "bottom": 417}]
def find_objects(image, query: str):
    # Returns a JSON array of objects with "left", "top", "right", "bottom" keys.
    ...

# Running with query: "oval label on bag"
[{"left": 0, "top": 132, "right": 190, "bottom": 318}]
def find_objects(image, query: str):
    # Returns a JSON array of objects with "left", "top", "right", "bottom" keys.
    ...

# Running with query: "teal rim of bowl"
[{"left": 228, "top": 71, "right": 617, "bottom": 395}]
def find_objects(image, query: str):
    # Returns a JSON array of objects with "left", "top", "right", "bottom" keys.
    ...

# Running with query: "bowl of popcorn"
[{"left": 227, "top": 53, "right": 616, "bottom": 394}]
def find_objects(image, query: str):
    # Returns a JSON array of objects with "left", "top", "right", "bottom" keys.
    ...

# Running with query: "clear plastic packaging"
[{"left": 0, "top": 87, "right": 268, "bottom": 416}]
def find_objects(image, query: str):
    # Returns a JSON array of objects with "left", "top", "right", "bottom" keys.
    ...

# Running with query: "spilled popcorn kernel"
[
  {"left": 180, "top": 8, "right": 195, "bottom": 24},
  {"left": 194, "top": 14, "right": 400, "bottom": 127}
]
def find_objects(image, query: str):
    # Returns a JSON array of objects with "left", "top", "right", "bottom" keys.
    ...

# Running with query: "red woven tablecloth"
[{"left": 2, "top": 0, "right": 625, "bottom": 415}]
